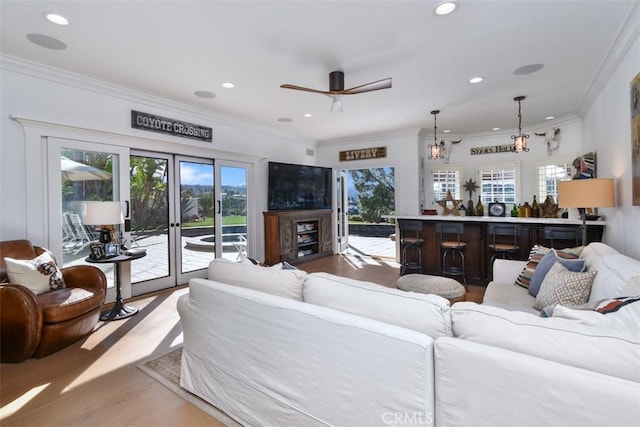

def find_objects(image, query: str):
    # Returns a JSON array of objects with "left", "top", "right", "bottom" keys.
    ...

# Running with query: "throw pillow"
[
  {"left": 528, "top": 249, "right": 586, "bottom": 296},
  {"left": 533, "top": 262, "right": 596, "bottom": 310},
  {"left": 514, "top": 245, "right": 582, "bottom": 289},
  {"left": 4, "top": 252, "right": 66, "bottom": 295},
  {"left": 552, "top": 296, "right": 640, "bottom": 328}
]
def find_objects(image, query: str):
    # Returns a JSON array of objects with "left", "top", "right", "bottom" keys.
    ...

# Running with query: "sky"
[{"left": 180, "top": 162, "right": 246, "bottom": 186}]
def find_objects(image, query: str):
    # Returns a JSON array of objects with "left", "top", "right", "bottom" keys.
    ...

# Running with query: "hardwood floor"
[{"left": 0, "top": 254, "right": 484, "bottom": 426}]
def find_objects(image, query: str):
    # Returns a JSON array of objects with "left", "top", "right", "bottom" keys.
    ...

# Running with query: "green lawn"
[{"left": 182, "top": 215, "right": 246, "bottom": 228}]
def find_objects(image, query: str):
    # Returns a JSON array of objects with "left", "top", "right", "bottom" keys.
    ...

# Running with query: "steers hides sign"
[{"left": 131, "top": 110, "right": 212, "bottom": 142}]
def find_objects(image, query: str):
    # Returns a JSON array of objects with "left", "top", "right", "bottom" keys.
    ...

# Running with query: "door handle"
[
  {"left": 217, "top": 200, "right": 221, "bottom": 214},
  {"left": 124, "top": 200, "right": 130, "bottom": 218}
]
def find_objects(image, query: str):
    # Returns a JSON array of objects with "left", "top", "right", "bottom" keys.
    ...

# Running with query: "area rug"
[{"left": 137, "top": 347, "right": 241, "bottom": 426}]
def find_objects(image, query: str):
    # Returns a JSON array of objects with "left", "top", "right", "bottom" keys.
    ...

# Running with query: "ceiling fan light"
[
  {"left": 330, "top": 96, "right": 343, "bottom": 113},
  {"left": 434, "top": 1, "right": 457, "bottom": 16}
]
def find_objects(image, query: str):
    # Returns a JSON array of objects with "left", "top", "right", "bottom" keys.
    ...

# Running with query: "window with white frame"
[
  {"left": 430, "top": 165, "right": 462, "bottom": 203},
  {"left": 478, "top": 162, "right": 520, "bottom": 205},
  {"left": 536, "top": 155, "right": 574, "bottom": 203}
]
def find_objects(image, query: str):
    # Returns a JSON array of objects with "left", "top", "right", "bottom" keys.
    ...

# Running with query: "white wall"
[
  {"left": 581, "top": 19, "right": 640, "bottom": 258},
  {"left": 0, "top": 56, "right": 316, "bottom": 260}
]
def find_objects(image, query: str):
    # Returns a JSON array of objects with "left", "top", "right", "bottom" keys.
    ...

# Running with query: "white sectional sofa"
[{"left": 178, "top": 243, "right": 640, "bottom": 426}]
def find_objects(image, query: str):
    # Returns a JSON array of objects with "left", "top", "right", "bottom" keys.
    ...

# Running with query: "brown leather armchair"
[{"left": 0, "top": 239, "right": 107, "bottom": 363}]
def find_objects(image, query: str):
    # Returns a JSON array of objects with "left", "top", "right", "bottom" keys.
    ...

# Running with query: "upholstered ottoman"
[{"left": 397, "top": 274, "right": 466, "bottom": 304}]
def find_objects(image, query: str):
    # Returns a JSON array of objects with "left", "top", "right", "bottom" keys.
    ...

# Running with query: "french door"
[
  {"left": 48, "top": 142, "right": 251, "bottom": 300},
  {"left": 129, "top": 152, "right": 251, "bottom": 295},
  {"left": 336, "top": 170, "right": 349, "bottom": 253}
]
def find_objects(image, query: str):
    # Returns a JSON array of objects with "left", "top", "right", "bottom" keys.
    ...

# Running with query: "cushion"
[
  {"left": 4, "top": 252, "right": 66, "bottom": 295},
  {"left": 553, "top": 296, "right": 640, "bottom": 328},
  {"left": 622, "top": 275, "right": 640, "bottom": 296},
  {"left": 397, "top": 274, "right": 465, "bottom": 299},
  {"left": 450, "top": 302, "right": 640, "bottom": 383},
  {"left": 585, "top": 253, "right": 640, "bottom": 303},
  {"left": 207, "top": 258, "right": 306, "bottom": 300},
  {"left": 533, "top": 262, "right": 596, "bottom": 310},
  {"left": 304, "top": 272, "right": 452, "bottom": 338},
  {"left": 514, "top": 245, "right": 582, "bottom": 289},
  {"left": 528, "top": 249, "right": 586, "bottom": 296}
]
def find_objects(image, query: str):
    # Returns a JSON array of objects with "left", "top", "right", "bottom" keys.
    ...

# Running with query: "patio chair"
[{"left": 66, "top": 212, "right": 99, "bottom": 254}]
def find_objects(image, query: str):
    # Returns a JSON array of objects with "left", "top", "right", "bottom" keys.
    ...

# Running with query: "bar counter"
[{"left": 386, "top": 214, "right": 606, "bottom": 286}]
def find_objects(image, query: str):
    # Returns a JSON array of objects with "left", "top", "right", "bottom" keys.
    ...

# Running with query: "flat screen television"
[{"left": 268, "top": 162, "right": 333, "bottom": 210}]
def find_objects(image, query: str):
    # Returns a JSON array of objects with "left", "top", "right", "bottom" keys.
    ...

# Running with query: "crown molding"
[
  {"left": 0, "top": 53, "right": 314, "bottom": 146},
  {"left": 578, "top": 1, "right": 640, "bottom": 117}
]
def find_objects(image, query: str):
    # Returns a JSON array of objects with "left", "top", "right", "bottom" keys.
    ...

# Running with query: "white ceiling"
[{"left": 0, "top": 1, "right": 636, "bottom": 142}]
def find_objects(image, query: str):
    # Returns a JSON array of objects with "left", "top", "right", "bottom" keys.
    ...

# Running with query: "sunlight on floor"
[{"left": 0, "top": 383, "right": 49, "bottom": 419}]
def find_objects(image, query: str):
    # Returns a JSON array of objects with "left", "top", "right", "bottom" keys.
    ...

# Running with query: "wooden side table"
[{"left": 85, "top": 252, "right": 146, "bottom": 321}]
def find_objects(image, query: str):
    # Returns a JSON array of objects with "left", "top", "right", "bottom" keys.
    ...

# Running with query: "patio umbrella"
[{"left": 61, "top": 156, "right": 112, "bottom": 181}]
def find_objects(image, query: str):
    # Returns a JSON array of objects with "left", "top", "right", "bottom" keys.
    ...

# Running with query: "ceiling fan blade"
[
  {"left": 280, "top": 84, "right": 329, "bottom": 95},
  {"left": 343, "top": 78, "right": 392, "bottom": 95}
]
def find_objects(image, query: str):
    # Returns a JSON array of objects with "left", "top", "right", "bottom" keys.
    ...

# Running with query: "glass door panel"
[
  {"left": 177, "top": 157, "right": 215, "bottom": 284},
  {"left": 48, "top": 138, "right": 129, "bottom": 301},
  {"left": 129, "top": 152, "right": 175, "bottom": 294},
  {"left": 219, "top": 165, "right": 248, "bottom": 261}
]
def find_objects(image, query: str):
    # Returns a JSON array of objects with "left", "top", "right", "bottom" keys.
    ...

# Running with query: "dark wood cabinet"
[{"left": 264, "top": 210, "right": 333, "bottom": 265}]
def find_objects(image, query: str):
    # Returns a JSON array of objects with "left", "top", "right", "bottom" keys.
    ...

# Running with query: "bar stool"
[
  {"left": 488, "top": 224, "right": 520, "bottom": 262},
  {"left": 436, "top": 222, "right": 467, "bottom": 289},
  {"left": 487, "top": 224, "right": 520, "bottom": 279},
  {"left": 398, "top": 220, "right": 425, "bottom": 275},
  {"left": 544, "top": 226, "right": 580, "bottom": 248}
]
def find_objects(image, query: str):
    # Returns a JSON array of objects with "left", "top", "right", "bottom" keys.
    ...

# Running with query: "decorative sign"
[
  {"left": 470, "top": 144, "right": 515, "bottom": 155},
  {"left": 131, "top": 110, "right": 212, "bottom": 142},
  {"left": 339, "top": 146, "right": 387, "bottom": 161}
]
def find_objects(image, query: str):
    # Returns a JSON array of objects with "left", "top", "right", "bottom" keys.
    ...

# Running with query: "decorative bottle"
[
  {"left": 475, "top": 196, "right": 484, "bottom": 216},
  {"left": 511, "top": 202, "right": 519, "bottom": 217},
  {"left": 520, "top": 201, "right": 532, "bottom": 218},
  {"left": 467, "top": 199, "right": 474, "bottom": 216},
  {"left": 531, "top": 195, "right": 540, "bottom": 218}
]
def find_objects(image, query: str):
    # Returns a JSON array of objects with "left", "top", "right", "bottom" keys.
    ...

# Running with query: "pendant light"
[
  {"left": 511, "top": 96, "right": 529, "bottom": 153},
  {"left": 428, "top": 110, "right": 445, "bottom": 159}
]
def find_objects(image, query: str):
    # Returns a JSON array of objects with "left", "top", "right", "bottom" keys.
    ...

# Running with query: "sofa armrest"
[
  {"left": 61, "top": 265, "right": 107, "bottom": 298},
  {"left": 0, "top": 284, "right": 43, "bottom": 362},
  {"left": 434, "top": 337, "right": 640, "bottom": 427},
  {"left": 492, "top": 259, "right": 526, "bottom": 284}
]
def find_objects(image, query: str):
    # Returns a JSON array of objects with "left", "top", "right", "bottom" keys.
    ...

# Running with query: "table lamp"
[
  {"left": 557, "top": 178, "right": 615, "bottom": 246},
  {"left": 84, "top": 201, "right": 124, "bottom": 247}
]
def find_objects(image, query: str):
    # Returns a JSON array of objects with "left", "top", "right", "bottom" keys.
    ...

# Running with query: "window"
[
  {"left": 430, "top": 165, "right": 462, "bottom": 203},
  {"left": 478, "top": 162, "right": 520, "bottom": 205},
  {"left": 536, "top": 155, "right": 574, "bottom": 202}
]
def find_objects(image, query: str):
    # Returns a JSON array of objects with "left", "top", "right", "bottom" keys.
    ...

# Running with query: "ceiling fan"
[{"left": 280, "top": 71, "right": 392, "bottom": 112}]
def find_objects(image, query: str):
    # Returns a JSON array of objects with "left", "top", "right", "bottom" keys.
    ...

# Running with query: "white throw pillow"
[
  {"left": 534, "top": 262, "right": 596, "bottom": 310},
  {"left": 4, "top": 252, "right": 66, "bottom": 295},
  {"left": 207, "top": 258, "right": 306, "bottom": 300},
  {"left": 553, "top": 297, "right": 640, "bottom": 328}
]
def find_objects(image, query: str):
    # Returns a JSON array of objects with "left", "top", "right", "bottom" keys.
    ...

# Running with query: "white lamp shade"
[
  {"left": 84, "top": 201, "right": 124, "bottom": 225},
  {"left": 557, "top": 178, "right": 615, "bottom": 208}
]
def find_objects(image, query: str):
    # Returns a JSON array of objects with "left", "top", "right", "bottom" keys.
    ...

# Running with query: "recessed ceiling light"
[
  {"left": 469, "top": 76, "right": 484, "bottom": 84},
  {"left": 303, "top": 113, "right": 313, "bottom": 118},
  {"left": 492, "top": 127, "right": 501, "bottom": 131},
  {"left": 194, "top": 90, "right": 216, "bottom": 99},
  {"left": 277, "top": 117, "right": 292, "bottom": 123},
  {"left": 434, "top": 1, "right": 457, "bottom": 16},
  {"left": 513, "top": 63, "right": 544, "bottom": 75},
  {"left": 443, "top": 129, "right": 451, "bottom": 133},
  {"left": 545, "top": 116, "right": 555, "bottom": 120},
  {"left": 221, "top": 82, "right": 235, "bottom": 89},
  {"left": 44, "top": 12, "right": 69, "bottom": 26},
  {"left": 26, "top": 33, "right": 67, "bottom": 50}
]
